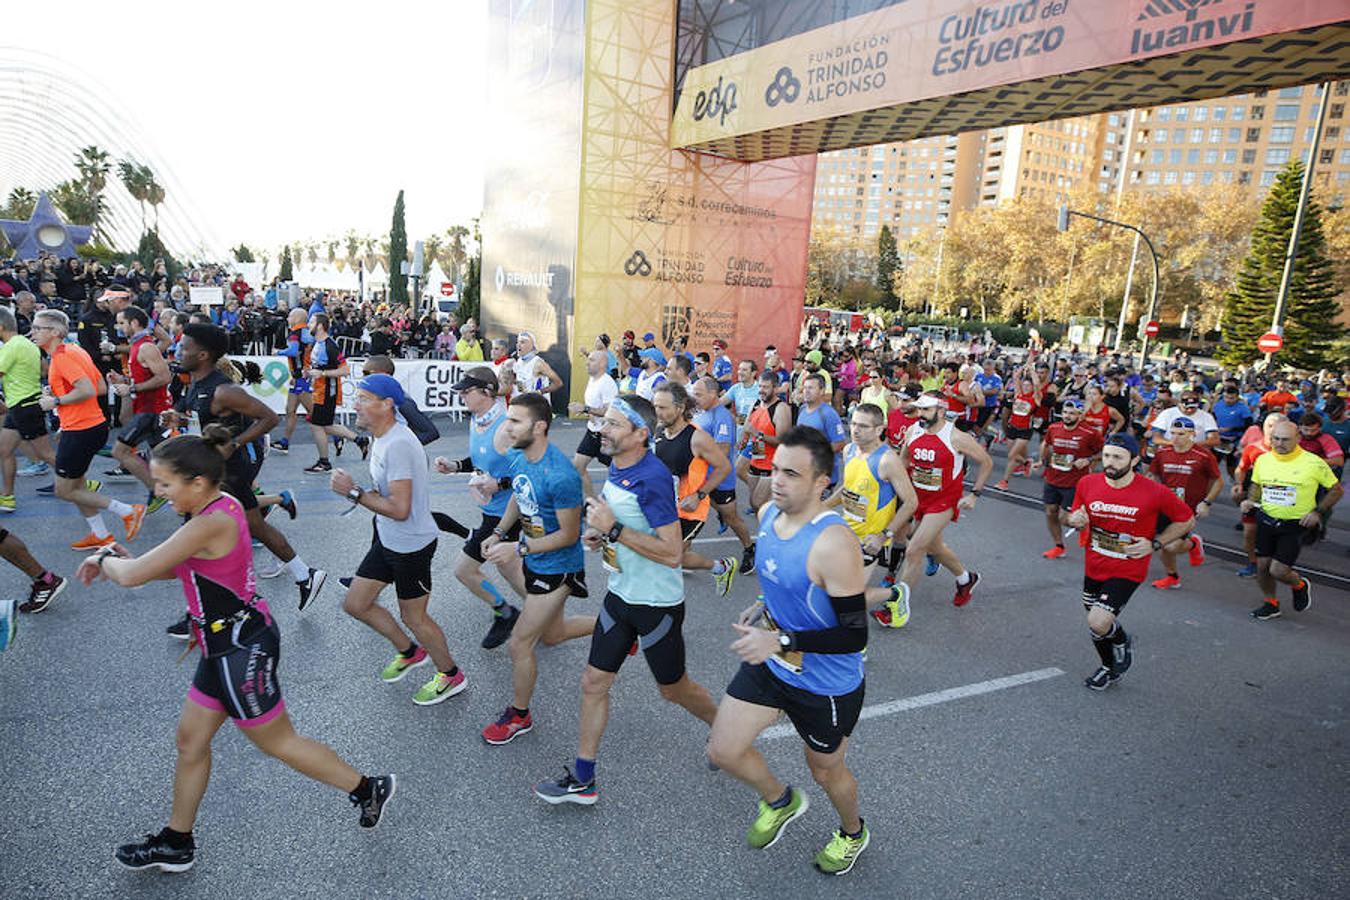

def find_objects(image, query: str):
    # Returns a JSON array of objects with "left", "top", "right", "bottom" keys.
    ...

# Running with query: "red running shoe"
[
  {"left": 952, "top": 571, "right": 979, "bottom": 607},
  {"left": 1151, "top": 574, "right": 1182, "bottom": 590},
  {"left": 482, "top": 706, "right": 534, "bottom": 745},
  {"left": 1188, "top": 534, "right": 1205, "bottom": 567},
  {"left": 1042, "top": 545, "right": 1066, "bottom": 560}
]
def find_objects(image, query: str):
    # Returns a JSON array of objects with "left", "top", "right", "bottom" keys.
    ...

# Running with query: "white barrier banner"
[{"left": 234, "top": 356, "right": 484, "bottom": 418}]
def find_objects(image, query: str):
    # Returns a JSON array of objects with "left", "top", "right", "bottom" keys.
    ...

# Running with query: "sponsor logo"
[
  {"left": 495, "top": 265, "right": 505, "bottom": 292},
  {"left": 626, "top": 247, "right": 706, "bottom": 283},
  {"left": 724, "top": 256, "right": 774, "bottom": 289},
  {"left": 495, "top": 267, "right": 557, "bottom": 292},
  {"left": 513, "top": 475, "right": 540, "bottom": 516},
  {"left": 931, "top": 2, "right": 1070, "bottom": 78},
  {"left": 803, "top": 34, "right": 889, "bottom": 101},
  {"left": 1130, "top": 0, "right": 1255, "bottom": 55},
  {"left": 691, "top": 75, "right": 738, "bottom": 126},
  {"left": 1088, "top": 500, "right": 1140, "bottom": 516},
  {"left": 661, "top": 304, "right": 693, "bottom": 347},
  {"left": 764, "top": 67, "right": 801, "bottom": 107},
  {"left": 624, "top": 250, "right": 653, "bottom": 277}
]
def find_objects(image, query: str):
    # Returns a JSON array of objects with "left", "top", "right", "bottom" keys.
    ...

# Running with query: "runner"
[
  {"left": 1146, "top": 417, "right": 1221, "bottom": 589},
  {"left": 1243, "top": 419, "right": 1343, "bottom": 620},
  {"left": 1150, "top": 391, "right": 1218, "bottom": 450},
  {"left": 163, "top": 325, "right": 326, "bottom": 628},
  {"left": 972, "top": 358, "right": 1003, "bottom": 443},
  {"left": 1, "top": 527, "right": 67, "bottom": 631},
  {"left": 107, "top": 305, "right": 172, "bottom": 514},
  {"left": 1064, "top": 434, "right": 1195, "bottom": 690},
  {"left": 899, "top": 393, "right": 993, "bottom": 608},
  {"left": 436, "top": 366, "right": 525, "bottom": 650},
  {"left": 743, "top": 370, "right": 795, "bottom": 512},
  {"left": 826, "top": 403, "right": 917, "bottom": 630},
  {"left": 334, "top": 375, "right": 467, "bottom": 705},
  {"left": 480, "top": 392, "right": 595, "bottom": 744},
  {"left": 1031, "top": 399, "right": 1103, "bottom": 559},
  {"left": 691, "top": 376, "right": 757, "bottom": 574},
  {"left": 1210, "top": 383, "right": 1254, "bottom": 480},
  {"left": 302, "top": 313, "right": 362, "bottom": 474},
  {"left": 1081, "top": 384, "right": 1124, "bottom": 438},
  {"left": 569, "top": 349, "right": 619, "bottom": 498},
  {"left": 795, "top": 374, "right": 846, "bottom": 487},
  {"left": 270, "top": 308, "right": 313, "bottom": 455},
  {"left": 706, "top": 426, "right": 872, "bottom": 876},
  {"left": 634, "top": 347, "right": 668, "bottom": 400},
  {"left": 513, "top": 331, "right": 564, "bottom": 396},
  {"left": 652, "top": 382, "right": 738, "bottom": 594},
  {"left": 994, "top": 366, "right": 1046, "bottom": 490},
  {"left": 1232, "top": 413, "right": 1285, "bottom": 578},
  {"left": 0, "top": 306, "right": 56, "bottom": 512},
  {"left": 30, "top": 310, "right": 145, "bottom": 549},
  {"left": 76, "top": 433, "right": 394, "bottom": 873},
  {"left": 534, "top": 394, "right": 720, "bottom": 806}
]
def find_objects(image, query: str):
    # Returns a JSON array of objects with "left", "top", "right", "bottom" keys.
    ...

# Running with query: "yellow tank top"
[{"left": 840, "top": 443, "right": 897, "bottom": 538}]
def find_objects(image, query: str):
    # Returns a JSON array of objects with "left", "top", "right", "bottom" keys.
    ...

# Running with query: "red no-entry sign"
[
  {"left": 1257, "top": 332, "right": 1283, "bottom": 354},
  {"left": 1143, "top": 320, "right": 1160, "bottom": 338},
  {"left": 440, "top": 282, "right": 455, "bottom": 297}
]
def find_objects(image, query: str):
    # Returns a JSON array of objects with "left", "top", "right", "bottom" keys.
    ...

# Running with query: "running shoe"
[
  {"left": 254, "top": 554, "right": 285, "bottom": 579},
  {"left": 103, "top": 465, "right": 133, "bottom": 480},
  {"left": 1150, "top": 574, "right": 1181, "bottom": 590},
  {"left": 481, "top": 605, "right": 520, "bottom": 650},
  {"left": 166, "top": 615, "right": 191, "bottom": 640},
  {"left": 880, "top": 573, "right": 896, "bottom": 589},
  {"left": 350, "top": 774, "right": 396, "bottom": 829},
  {"left": 381, "top": 646, "right": 429, "bottom": 682},
  {"left": 297, "top": 567, "right": 327, "bottom": 611},
  {"left": 272, "top": 437, "right": 289, "bottom": 454},
  {"left": 952, "top": 571, "right": 979, "bottom": 607},
  {"left": 1291, "top": 579, "right": 1312, "bottom": 613},
  {"left": 713, "top": 556, "right": 739, "bottom": 597},
  {"left": 339, "top": 576, "right": 353, "bottom": 589},
  {"left": 718, "top": 516, "right": 728, "bottom": 535},
  {"left": 747, "top": 787, "right": 809, "bottom": 850},
  {"left": 114, "top": 830, "right": 195, "bottom": 872},
  {"left": 412, "top": 670, "right": 468, "bottom": 706},
  {"left": 482, "top": 706, "right": 534, "bottom": 745},
  {"left": 278, "top": 489, "right": 298, "bottom": 520},
  {"left": 924, "top": 554, "right": 939, "bottom": 577},
  {"left": 333, "top": 436, "right": 345, "bottom": 457},
  {"left": 86, "top": 478, "right": 103, "bottom": 493},
  {"left": 534, "top": 768, "right": 599, "bottom": 806},
  {"left": 1187, "top": 534, "right": 1205, "bottom": 567},
  {"left": 0, "top": 494, "right": 14, "bottom": 513},
  {"left": 741, "top": 542, "right": 756, "bottom": 575},
  {"left": 147, "top": 495, "right": 169, "bottom": 516},
  {"left": 870, "top": 582, "right": 910, "bottom": 629},
  {"left": 70, "top": 532, "right": 115, "bottom": 551},
  {"left": 814, "top": 824, "right": 871, "bottom": 876},
  {"left": 994, "top": 479, "right": 1009, "bottom": 490},
  {"left": 1250, "top": 601, "right": 1281, "bottom": 620},
  {"left": 1084, "top": 666, "right": 1117, "bottom": 691},
  {"left": 122, "top": 503, "right": 147, "bottom": 541},
  {"left": 16, "top": 461, "right": 48, "bottom": 477},
  {"left": 1042, "top": 545, "right": 1067, "bottom": 560},
  {"left": 354, "top": 435, "right": 371, "bottom": 461},
  {"left": 1111, "top": 633, "right": 1134, "bottom": 676},
  {"left": 303, "top": 460, "right": 332, "bottom": 474},
  {"left": 1236, "top": 563, "right": 1258, "bottom": 578},
  {"left": 20, "top": 575, "right": 66, "bottom": 614},
  {"left": 96, "top": 446, "right": 114, "bottom": 458},
  {"left": 0, "top": 597, "right": 15, "bottom": 652}
]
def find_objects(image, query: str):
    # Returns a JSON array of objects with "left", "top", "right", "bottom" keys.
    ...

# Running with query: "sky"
[{"left": 11, "top": 0, "right": 488, "bottom": 255}]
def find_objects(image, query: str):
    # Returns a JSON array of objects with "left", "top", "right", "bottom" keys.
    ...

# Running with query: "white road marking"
[{"left": 762, "top": 667, "right": 1066, "bottom": 741}]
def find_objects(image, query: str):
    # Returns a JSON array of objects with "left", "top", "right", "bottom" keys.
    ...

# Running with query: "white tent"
[
  {"left": 294, "top": 263, "right": 358, "bottom": 292},
  {"left": 366, "top": 262, "right": 389, "bottom": 288},
  {"left": 422, "top": 261, "right": 451, "bottom": 299}
]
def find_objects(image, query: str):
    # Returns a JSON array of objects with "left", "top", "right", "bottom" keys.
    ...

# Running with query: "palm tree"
[
  {"left": 446, "top": 224, "right": 469, "bottom": 281},
  {"left": 0, "top": 187, "right": 37, "bottom": 219},
  {"left": 118, "top": 159, "right": 150, "bottom": 233},
  {"left": 146, "top": 172, "right": 166, "bottom": 232},
  {"left": 326, "top": 240, "right": 338, "bottom": 264},
  {"left": 50, "top": 180, "right": 102, "bottom": 228},
  {"left": 74, "top": 146, "right": 112, "bottom": 241},
  {"left": 344, "top": 231, "right": 361, "bottom": 266}
]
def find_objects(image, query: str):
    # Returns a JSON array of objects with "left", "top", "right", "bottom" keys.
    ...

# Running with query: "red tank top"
[
  {"left": 1082, "top": 403, "right": 1112, "bottom": 437},
  {"left": 942, "top": 382, "right": 968, "bottom": 416},
  {"left": 127, "top": 334, "right": 170, "bottom": 414},
  {"left": 1009, "top": 391, "right": 1039, "bottom": 430},
  {"left": 906, "top": 421, "right": 965, "bottom": 512}
]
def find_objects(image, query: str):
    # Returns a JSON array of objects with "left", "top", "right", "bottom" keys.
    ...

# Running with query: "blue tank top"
[
  {"left": 468, "top": 402, "right": 512, "bottom": 516},
  {"left": 756, "top": 503, "right": 863, "bottom": 695},
  {"left": 693, "top": 404, "right": 738, "bottom": 491}
]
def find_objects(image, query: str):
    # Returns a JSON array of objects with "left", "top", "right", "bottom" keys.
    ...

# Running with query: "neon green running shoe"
[
  {"left": 814, "top": 824, "right": 870, "bottom": 875},
  {"left": 380, "top": 646, "right": 429, "bottom": 683},
  {"left": 412, "top": 670, "right": 467, "bottom": 706},
  {"left": 747, "top": 787, "right": 809, "bottom": 849},
  {"left": 713, "top": 556, "right": 739, "bottom": 598},
  {"left": 0, "top": 494, "right": 15, "bottom": 513},
  {"left": 870, "top": 583, "right": 910, "bottom": 629},
  {"left": 85, "top": 478, "right": 102, "bottom": 493}
]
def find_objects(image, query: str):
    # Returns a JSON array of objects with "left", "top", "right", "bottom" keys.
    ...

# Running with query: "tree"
[
  {"left": 446, "top": 225, "right": 470, "bottom": 281},
  {"left": 136, "top": 230, "right": 173, "bottom": 272},
  {"left": 875, "top": 225, "right": 900, "bottom": 310},
  {"left": 233, "top": 244, "right": 256, "bottom": 263},
  {"left": 74, "top": 146, "right": 112, "bottom": 242},
  {"left": 1220, "top": 161, "right": 1343, "bottom": 369},
  {"left": 389, "top": 190, "right": 409, "bottom": 306},
  {"left": 117, "top": 159, "right": 151, "bottom": 233},
  {"left": 0, "top": 187, "right": 36, "bottom": 220},
  {"left": 278, "top": 245, "right": 294, "bottom": 282},
  {"left": 50, "top": 180, "right": 102, "bottom": 229},
  {"left": 458, "top": 217, "right": 482, "bottom": 323}
]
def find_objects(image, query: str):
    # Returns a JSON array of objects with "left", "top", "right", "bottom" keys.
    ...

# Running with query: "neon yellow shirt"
[
  {"left": 839, "top": 443, "right": 897, "bottom": 539},
  {"left": 1252, "top": 447, "right": 1338, "bottom": 520}
]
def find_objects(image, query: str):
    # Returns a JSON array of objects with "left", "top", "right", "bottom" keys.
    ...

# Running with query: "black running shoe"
[
  {"left": 534, "top": 767, "right": 598, "bottom": 806},
  {"left": 166, "top": 615, "right": 191, "bottom": 640},
  {"left": 1084, "top": 666, "right": 1116, "bottom": 691},
  {"left": 1111, "top": 634, "right": 1134, "bottom": 676},
  {"left": 1291, "top": 579, "right": 1312, "bottom": 613},
  {"left": 481, "top": 605, "right": 520, "bottom": 650},
  {"left": 278, "top": 489, "right": 298, "bottom": 520},
  {"left": 339, "top": 576, "right": 353, "bottom": 589},
  {"left": 741, "top": 542, "right": 756, "bottom": 575},
  {"left": 350, "top": 774, "right": 396, "bottom": 829},
  {"left": 355, "top": 435, "right": 371, "bottom": 461},
  {"left": 19, "top": 575, "right": 66, "bottom": 614},
  {"left": 1250, "top": 601, "right": 1281, "bottom": 621},
  {"left": 114, "top": 830, "right": 195, "bottom": 872},
  {"left": 298, "top": 568, "right": 327, "bottom": 612},
  {"left": 333, "top": 437, "right": 345, "bottom": 457},
  {"left": 432, "top": 511, "right": 470, "bottom": 538},
  {"left": 303, "top": 460, "right": 332, "bottom": 474}
]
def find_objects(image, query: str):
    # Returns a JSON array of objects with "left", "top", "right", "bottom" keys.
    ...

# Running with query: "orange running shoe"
[
  {"left": 122, "top": 504, "right": 147, "bottom": 541},
  {"left": 1042, "top": 545, "right": 1067, "bottom": 559},
  {"left": 1151, "top": 574, "right": 1182, "bottom": 590},
  {"left": 994, "top": 480, "right": 1009, "bottom": 490},
  {"left": 1187, "top": 534, "right": 1205, "bottom": 567},
  {"left": 71, "top": 533, "right": 115, "bottom": 551}
]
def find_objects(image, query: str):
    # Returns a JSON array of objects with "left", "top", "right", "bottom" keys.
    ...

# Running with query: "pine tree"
[
  {"left": 389, "top": 190, "right": 409, "bottom": 306},
  {"left": 1221, "top": 161, "right": 1342, "bottom": 369},
  {"left": 876, "top": 224, "right": 900, "bottom": 311},
  {"left": 278, "top": 245, "right": 293, "bottom": 282}
]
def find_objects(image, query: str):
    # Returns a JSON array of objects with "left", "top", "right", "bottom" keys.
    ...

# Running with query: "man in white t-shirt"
[
  {"left": 1150, "top": 391, "right": 1219, "bottom": 450},
  {"left": 634, "top": 347, "right": 668, "bottom": 400},
  {"left": 569, "top": 349, "right": 619, "bottom": 497}
]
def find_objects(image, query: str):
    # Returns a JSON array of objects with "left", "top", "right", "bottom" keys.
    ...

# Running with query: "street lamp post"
[{"left": 1057, "top": 205, "right": 1160, "bottom": 369}]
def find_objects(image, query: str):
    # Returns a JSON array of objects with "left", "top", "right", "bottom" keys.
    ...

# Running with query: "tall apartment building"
[{"left": 811, "top": 134, "right": 960, "bottom": 241}]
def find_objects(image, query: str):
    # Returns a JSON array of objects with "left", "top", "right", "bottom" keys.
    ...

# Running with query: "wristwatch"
[
  {"left": 1151, "top": 539, "right": 1163, "bottom": 551},
  {"left": 778, "top": 632, "right": 794, "bottom": 652},
  {"left": 606, "top": 522, "right": 625, "bottom": 543},
  {"left": 346, "top": 486, "right": 364, "bottom": 504},
  {"left": 517, "top": 540, "right": 530, "bottom": 557},
  {"left": 881, "top": 529, "right": 894, "bottom": 540},
  {"left": 696, "top": 489, "right": 708, "bottom": 500}
]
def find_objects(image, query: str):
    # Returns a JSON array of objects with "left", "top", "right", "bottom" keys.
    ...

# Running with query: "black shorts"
[
  {"left": 116, "top": 411, "right": 166, "bottom": 449},
  {"left": 726, "top": 661, "right": 864, "bottom": 755},
  {"left": 522, "top": 561, "right": 588, "bottom": 598},
  {"left": 575, "top": 429, "right": 611, "bottom": 465},
  {"left": 1081, "top": 576, "right": 1140, "bottom": 616},
  {"left": 189, "top": 620, "right": 285, "bottom": 727},
  {"left": 355, "top": 521, "right": 437, "bottom": 599},
  {"left": 464, "top": 514, "right": 521, "bottom": 563},
  {"left": 679, "top": 518, "right": 705, "bottom": 542},
  {"left": 587, "top": 591, "right": 687, "bottom": 685},
  {"left": 1006, "top": 426, "right": 1033, "bottom": 442},
  {"left": 309, "top": 397, "right": 337, "bottom": 427},
  {"left": 221, "top": 450, "right": 263, "bottom": 512},
  {"left": 54, "top": 422, "right": 109, "bottom": 480},
  {"left": 1042, "top": 482, "right": 1077, "bottom": 509},
  {"left": 1254, "top": 514, "right": 1307, "bottom": 567},
  {"left": 3, "top": 398, "right": 46, "bottom": 441},
  {"left": 974, "top": 406, "right": 996, "bottom": 428},
  {"left": 709, "top": 487, "right": 737, "bottom": 506}
]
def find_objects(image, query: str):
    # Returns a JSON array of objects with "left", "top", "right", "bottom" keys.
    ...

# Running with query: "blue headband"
[{"left": 609, "top": 397, "right": 654, "bottom": 448}]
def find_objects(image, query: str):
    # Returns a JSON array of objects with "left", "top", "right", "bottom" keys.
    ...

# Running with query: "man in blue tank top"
[
  {"left": 707, "top": 426, "right": 872, "bottom": 877},
  {"left": 480, "top": 393, "right": 595, "bottom": 746},
  {"left": 692, "top": 376, "right": 757, "bottom": 575},
  {"left": 534, "top": 394, "right": 719, "bottom": 806}
]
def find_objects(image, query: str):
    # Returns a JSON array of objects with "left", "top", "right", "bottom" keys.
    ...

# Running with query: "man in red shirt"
[
  {"left": 885, "top": 384, "right": 921, "bottom": 450},
  {"left": 107, "top": 305, "right": 172, "bottom": 514},
  {"left": 1065, "top": 434, "right": 1194, "bottom": 690},
  {"left": 1029, "top": 399, "right": 1102, "bottom": 559},
  {"left": 1147, "top": 417, "right": 1222, "bottom": 589}
]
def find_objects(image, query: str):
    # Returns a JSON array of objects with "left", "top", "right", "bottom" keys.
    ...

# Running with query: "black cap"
[
  {"left": 451, "top": 366, "right": 499, "bottom": 393},
  {"left": 900, "top": 383, "right": 922, "bottom": 399}
]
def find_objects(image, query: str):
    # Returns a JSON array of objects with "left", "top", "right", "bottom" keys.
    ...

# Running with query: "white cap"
[{"left": 914, "top": 394, "right": 947, "bottom": 410}]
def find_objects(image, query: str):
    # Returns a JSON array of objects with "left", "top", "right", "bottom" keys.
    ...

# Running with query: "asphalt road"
[{"left": 2, "top": 419, "right": 1346, "bottom": 899}]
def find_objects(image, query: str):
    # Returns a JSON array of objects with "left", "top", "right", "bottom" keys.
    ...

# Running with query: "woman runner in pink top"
[{"left": 77, "top": 428, "right": 396, "bottom": 874}]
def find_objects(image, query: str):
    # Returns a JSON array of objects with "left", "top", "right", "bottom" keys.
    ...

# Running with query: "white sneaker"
[{"left": 254, "top": 553, "right": 286, "bottom": 579}]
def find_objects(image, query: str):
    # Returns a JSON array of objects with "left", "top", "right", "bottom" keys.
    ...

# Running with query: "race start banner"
[{"left": 235, "top": 356, "right": 478, "bottom": 418}]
